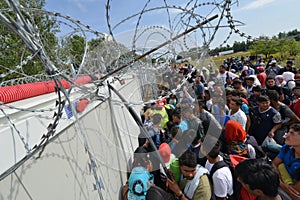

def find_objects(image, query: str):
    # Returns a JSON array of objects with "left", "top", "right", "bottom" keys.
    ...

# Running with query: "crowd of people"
[{"left": 120, "top": 56, "right": 300, "bottom": 200}]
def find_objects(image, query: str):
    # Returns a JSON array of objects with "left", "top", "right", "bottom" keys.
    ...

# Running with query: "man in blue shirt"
[
  {"left": 272, "top": 123, "right": 300, "bottom": 199},
  {"left": 172, "top": 109, "right": 189, "bottom": 133}
]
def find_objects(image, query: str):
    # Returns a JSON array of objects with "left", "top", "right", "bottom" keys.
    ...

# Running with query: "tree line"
[
  {"left": 1, "top": 0, "right": 300, "bottom": 83},
  {"left": 209, "top": 29, "right": 300, "bottom": 59}
]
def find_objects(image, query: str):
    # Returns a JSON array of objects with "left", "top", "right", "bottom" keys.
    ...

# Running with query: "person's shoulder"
[
  {"left": 279, "top": 144, "right": 293, "bottom": 154},
  {"left": 270, "top": 106, "right": 280, "bottom": 113},
  {"left": 237, "top": 108, "right": 246, "bottom": 115},
  {"left": 213, "top": 166, "right": 231, "bottom": 179}
]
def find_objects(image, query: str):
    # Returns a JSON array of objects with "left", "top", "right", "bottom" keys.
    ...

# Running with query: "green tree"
[
  {"left": 233, "top": 41, "right": 247, "bottom": 52},
  {"left": 249, "top": 36, "right": 278, "bottom": 58},
  {"left": 0, "top": 0, "right": 58, "bottom": 83},
  {"left": 67, "top": 35, "right": 85, "bottom": 66},
  {"left": 286, "top": 39, "right": 300, "bottom": 57}
]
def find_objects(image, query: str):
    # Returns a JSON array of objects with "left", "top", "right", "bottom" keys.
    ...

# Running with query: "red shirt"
[
  {"left": 257, "top": 73, "right": 267, "bottom": 88},
  {"left": 290, "top": 99, "right": 300, "bottom": 118}
]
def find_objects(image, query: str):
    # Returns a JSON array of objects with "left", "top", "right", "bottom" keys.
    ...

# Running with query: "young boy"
[
  {"left": 236, "top": 159, "right": 282, "bottom": 200},
  {"left": 272, "top": 123, "right": 300, "bottom": 199}
]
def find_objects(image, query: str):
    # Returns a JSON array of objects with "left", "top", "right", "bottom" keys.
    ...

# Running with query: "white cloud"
[
  {"left": 66, "top": 0, "right": 98, "bottom": 12},
  {"left": 239, "top": 0, "right": 276, "bottom": 10}
]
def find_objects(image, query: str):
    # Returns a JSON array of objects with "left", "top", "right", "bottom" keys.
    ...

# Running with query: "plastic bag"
[{"left": 261, "top": 136, "right": 277, "bottom": 148}]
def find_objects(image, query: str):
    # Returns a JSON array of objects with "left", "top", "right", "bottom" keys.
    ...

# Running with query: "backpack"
[{"left": 209, "top": 153, "right": 256, "bottom": 200}]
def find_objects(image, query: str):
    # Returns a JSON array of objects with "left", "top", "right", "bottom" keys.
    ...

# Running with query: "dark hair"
[
  {"left": 152, "top": 113, "right": 162, "bottom": 125},
  {"left": 290, "top": 123, "right": 300, "bottom": 133},
  {"left": 201, "top": 136, "right": 220, "bottom": 159},
  {"left": 231, "top": 97, "right": 242, "bottom": 106},
  {"left": 198, "top": 100, "right": 206, "bottom": 109},
  {"left": 233, "top": 79, "right": 242, "bottom": 85},
  {"left": 235, "top": 159, "right": 279, "bottom": 197},
  {"left": 267, "top": 90, "right": 279, "bottom": 102},
  {"left": 252, "top": 85, "right": 262, "bottom": 92},
  {"left": 179, "top": 150, "right": 197, "bottom": 168},
  {"left": 166, "top": 121, "right": 174, "bottom": 131},
  {"left": 292, "top": 86, "right": 300, "bottom": 91},
  {"left": 170, "top": 126, "right": 182, "bottom": 138},
  {"left": 257, "top": 95, "right": 270, "bottom": 102},
  {"left": 246, "top": 77, "right": 255, "bottom": 82},
  {"left": 219, "top": 64, "right": 226, "bottom": 69},
  {"left": 266, "top": 76, "right": 275, "bottom": 81},
  {"left": 172, "top": 108, "right": 182, "bottom": 119},
  {"left": 207, "top": 140, "right": 221, "bottom": 159},
  {"left": 226, "top": 90, "right": 233, "bottom": 96},
  {"left": 204, "top": 89, "right": 210, "bottom": 96},
  {"left": 231, "top": 89, "right": 241, "bottom": 97}
]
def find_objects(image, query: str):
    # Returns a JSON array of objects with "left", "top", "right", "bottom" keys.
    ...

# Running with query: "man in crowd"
[
  {"left": 167, "top": 150, "right": 212, "bottom": 200},
  {"left": 272, "top": 123, "right": 300, "bottom": 200},
  {"left": 248, "top": 95, "right": 282, "bottom": 145},
  {"left": 216, "top": 64, "right": 239, "bottom": 84},
  {"left": 228, "top": 97, "right": 247, "bottom": 131},
  {"left": 236, "top": 159, "right": 283, "bottom": 200},
  {"left": 201, "top": 138, "right": 234, "bottom": 200}
]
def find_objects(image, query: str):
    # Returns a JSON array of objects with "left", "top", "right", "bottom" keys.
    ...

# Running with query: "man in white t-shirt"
[
  {"left": 216, "top": 65, "right": 239, "bottom": 84},
  {"left": 228, "top": 97, "right": 247, "bottom": 130},
  {"left": 201, "top": 138, "right": 233, "bottom": 200}
]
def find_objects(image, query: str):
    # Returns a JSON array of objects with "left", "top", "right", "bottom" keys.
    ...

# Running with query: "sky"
[{"left": 44, "top": 0, "right": 300, "bottom": 49}]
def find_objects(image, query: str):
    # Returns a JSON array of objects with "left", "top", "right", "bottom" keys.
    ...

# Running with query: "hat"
[
  {"left": 128, "top": 167, "right": 153, "bottom": 200},
  {"left": 282, "top": 72, "right": 294, "bottom": 82},
  {"left": 158, "top": 143, "right": 171, "bottom": 164},
  {"left": 230, "top": 69, "right": 236, "bottom": 73},
  {"left": 157, "top": 101, "right": 164, "bottom": 107},
  {"left": 257, "top": 66, "right": 265, "bottom": 72},
  {"left": 259, "top": 62, "right": 265, "bottom": 66},
  {"left": 270, "top": 60, "right": 277, "bottom": 65}
]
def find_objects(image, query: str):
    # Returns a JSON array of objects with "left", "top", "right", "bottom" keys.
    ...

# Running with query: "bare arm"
[
  {"left": 283, "top": 113, "right": 300, "bottom": 127},
  {"left": 166, "top": 178, "right": 189, "bottom": 200},
  {"left": 272, "top": 156, "right": 283, "bottom": 177},
  {"left": 246, "top": 114, "right": 251, "bottom": 133},
  {"left": 268, "top": 123, "right": 282, "bottom": 137}
]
